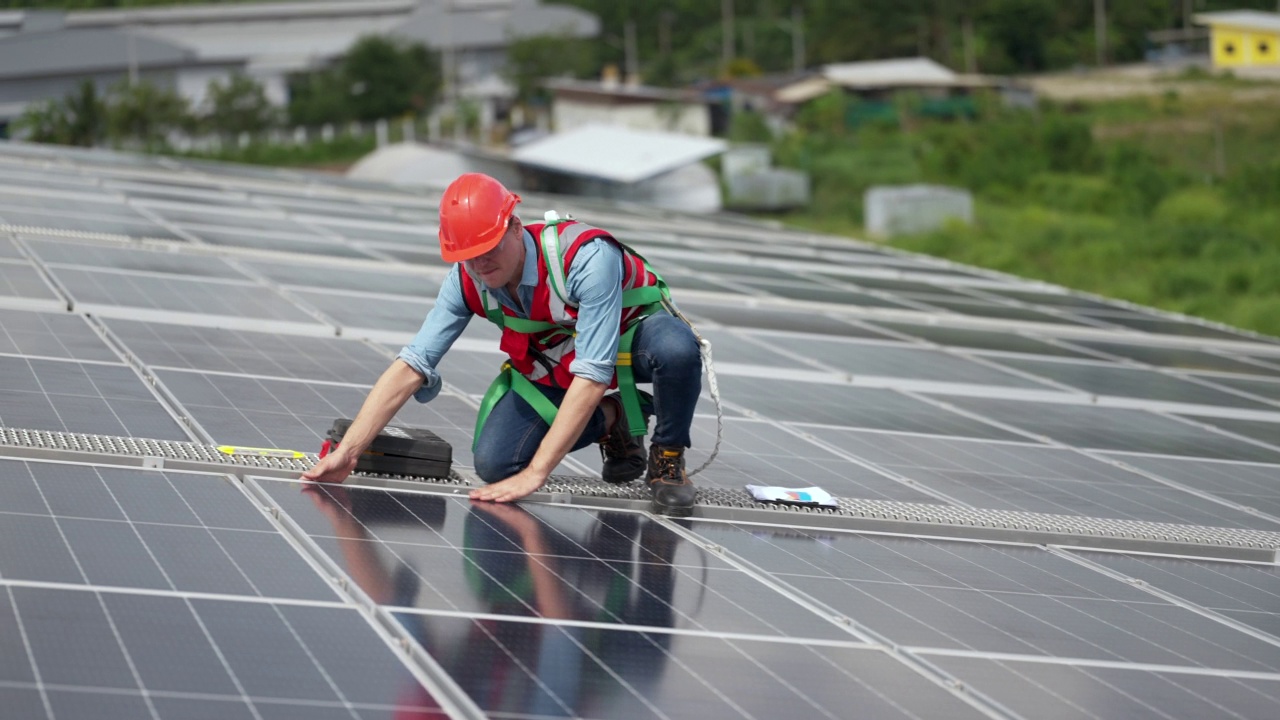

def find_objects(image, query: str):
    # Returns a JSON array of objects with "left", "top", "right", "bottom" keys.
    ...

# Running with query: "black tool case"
[{"left": 326, "top": 419, "right": 453, "bottom": 478}]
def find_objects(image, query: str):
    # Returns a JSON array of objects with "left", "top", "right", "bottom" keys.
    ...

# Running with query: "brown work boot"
[
  {"left": 647, "top": 444, "right": 695, "bottom": 512},
  {"left": 598, "top": 392, "right": 651, "bottom": 484}
]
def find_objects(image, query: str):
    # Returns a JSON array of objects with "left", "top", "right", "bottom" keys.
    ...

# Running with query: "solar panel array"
[{"left": 2, "top": 140, "right": 1279, "bottom": 719}]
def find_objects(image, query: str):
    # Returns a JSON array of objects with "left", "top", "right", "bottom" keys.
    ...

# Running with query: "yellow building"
[{"left": 1196, "top": 10, "right": 1280, "bottom": 68}]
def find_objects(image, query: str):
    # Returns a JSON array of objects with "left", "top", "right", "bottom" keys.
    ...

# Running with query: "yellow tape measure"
[{"left": 216, "top": 445, "right": 305, "bottom": 459}]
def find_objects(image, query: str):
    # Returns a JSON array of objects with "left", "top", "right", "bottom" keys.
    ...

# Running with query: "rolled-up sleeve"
[
  {"left": 565, "top": 239, "right": 623, "bottom": 384},
  {"left": 397, "top": 268, "right": 472, "bottom": 403}
]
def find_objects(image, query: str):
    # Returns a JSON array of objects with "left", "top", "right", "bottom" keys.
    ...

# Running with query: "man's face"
[{"left": 464, "top": 219, "right": 523, "bottom": 288}]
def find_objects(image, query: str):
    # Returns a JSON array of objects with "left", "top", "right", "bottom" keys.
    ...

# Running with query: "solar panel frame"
[{"left": 6, "top": 139, "right": 1280, "bottom": 720}]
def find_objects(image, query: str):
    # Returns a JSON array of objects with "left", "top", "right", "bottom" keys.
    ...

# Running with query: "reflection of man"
[
  {"left": 303, "top": 173, "right": 702, "bottom": 512},
  {"left": 301, "top": 484, "right": 448, "bottom": 719},
  {"left": 303, "top": 485, "right": 677, "bottom": 716}
]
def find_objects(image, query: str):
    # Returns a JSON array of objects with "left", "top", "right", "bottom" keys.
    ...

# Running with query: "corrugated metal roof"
[
  {"left": 1195, "top": 10, "right": 1280, "bottom": 33},
  {"left": 68, "top": 0, "right": 416, "bottom": 27},
  {"left": 0, "top": 27, "right": 196, "bottom": 80},
  {"left": 823, "top": 57, "right": 958, "bottom": 89},
  {"left": 511, "top": 124, "right": 726, "bottom": 184},
  {"left": 394, "top": 2, "right": 597, "bottom": 49},
  {"left": 544, "top": 78, "right": 703, "bottom": 104},
  {"left": 775, "top": 75, "right": 832, "bottom": 104}
]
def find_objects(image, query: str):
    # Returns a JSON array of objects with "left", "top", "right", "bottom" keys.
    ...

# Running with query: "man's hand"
[
  {"left": 469, "top": 466, "right": 548, "bottom": 503},
  {"left": 301, "top": 359, "right": 425, "bottom": 485},
  {"left": 301, "top": 450, "right": 359, "bottom": 484}
]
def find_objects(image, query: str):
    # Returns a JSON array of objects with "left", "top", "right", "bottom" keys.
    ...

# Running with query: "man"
[{"left": 303, "top": 173, "right": 702, "bottom": 510}]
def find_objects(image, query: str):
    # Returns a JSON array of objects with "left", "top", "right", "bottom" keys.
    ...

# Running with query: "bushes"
[
  {"left": 180, "top": 133, "right": 375, "bottom": 168},
  {"left": 913, "top": 110, "right": 1099, "bottom": 199},
  {"left": 887, "top": 200, "right": 1280, "bottom": 337},
  {"left": 1153, "top": 188, "right": 1229, "bottom": 227},
  {"left": 1027, "top": 173, "right": 1116, "bottom": 215}
]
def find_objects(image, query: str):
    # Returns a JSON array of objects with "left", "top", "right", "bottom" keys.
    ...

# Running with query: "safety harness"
[{"left": 470, "top": 211, "right": 668, "bottom": 449}]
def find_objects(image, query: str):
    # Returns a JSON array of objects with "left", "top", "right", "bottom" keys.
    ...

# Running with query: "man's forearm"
[
  {"left": 334, "top": 359, "right": 426, "bottom": 459},
  {"left": 526, "top": 376, "right": 609, "bottom": 479}
]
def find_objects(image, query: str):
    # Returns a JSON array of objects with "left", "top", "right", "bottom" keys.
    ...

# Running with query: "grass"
[
  {"left": 173, "top": 134, "right": 376, "bottom": 168},
  {"left": 767, "top": 89, "right": 1280, "bottom": 338}
]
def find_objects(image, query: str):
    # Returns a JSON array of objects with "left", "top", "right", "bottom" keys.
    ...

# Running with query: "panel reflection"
[
  {"left": 270, "top": 481, "right": 847, "bottom": 641},
  {"left": 295, "top": 485, "right": 682, "bottom": 716},
  {"left": 294, "top": 483, "right": 680, "bottom": 627}
]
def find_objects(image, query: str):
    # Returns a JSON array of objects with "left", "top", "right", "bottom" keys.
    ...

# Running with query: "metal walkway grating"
[{"left": 3, "top": 426, "right": 1277, "bottom": 561}]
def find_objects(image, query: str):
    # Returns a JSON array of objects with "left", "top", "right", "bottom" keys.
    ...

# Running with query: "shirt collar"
[{"left": 518, "top": 227, "right": 538, "bottom": 288}]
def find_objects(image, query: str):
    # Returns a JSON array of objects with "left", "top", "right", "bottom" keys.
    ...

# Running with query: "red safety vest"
[{"left": 458, "top": 219, "right": 662, "bottom": 389}]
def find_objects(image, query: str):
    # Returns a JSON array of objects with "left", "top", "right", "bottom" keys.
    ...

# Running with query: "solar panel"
[
  {"left": 786, "top": 337, "right": 1060, "bottom": 388},
  {"left": 1179, "top": 414, "right": 1280, "bottom": 449},
  {"left": 4, "top": 140, "right": 1280, "bottom": 720},
  {"left": 0, "top": 356, "right": 188, "bottom": 439},
  {"left": 0, "top": 309, "right": 120, "bottom": 362},
  {"left": 989, "top": 356, "right": 1278, "bottom": 409},
  {"left": 26, "top": 238, "right": 253, "bottom": 280},
  {"left": 801, "top": 428, "right": 1280, "bottom": 528},
  {"left": 942, "top": 396, "right": 1280, "bottom": 461},
  {"left": 720, "top": 377, "right": 1029, "bottom": 440},
  {"left": 102, "top": 318, "right": 392, "bottom": 385},
  {"left": 181, "top": 225, "right": 384, "bottom": 260},
  {"left": 686, "top": 525, "right": 1280, "bottom": 670},
  {"left": 48, "top": 267, "right": 328, "bottom": 330},
  {"left": 1082, "top": 310, "right": 1276, "bottom": 342},
  {"left": 913, "top": 297, "right": 1095, "bottom": 325},
  {"left": 0, "top": 260, "right": 62, "bottom": 306},
  {"left": 931, "top": 657, "right": 1280, "bottom": 719},
  {"left": 1192, "top": 373, "right": 1280, "bottom": 402},
  {"left": 1, "top": 210, "right": 185, "bottom": 241},
  {"left": 865, "top": 320, "right": 1096, "bottom": 358}
]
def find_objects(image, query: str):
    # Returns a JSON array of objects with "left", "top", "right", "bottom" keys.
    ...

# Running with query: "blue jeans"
[{"left": 473, "top": 312, "right": 702, "bottom": 483}]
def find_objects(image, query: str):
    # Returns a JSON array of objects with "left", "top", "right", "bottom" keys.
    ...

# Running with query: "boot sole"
[{"left": 649, "top": 497, "right": 694, "bottom": 517}]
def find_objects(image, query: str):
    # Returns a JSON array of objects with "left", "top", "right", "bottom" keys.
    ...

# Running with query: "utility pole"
[
  {"left": 1094, "top": 0, "right": 1108, "bottom": 67},
  {"left": 624, "top": 18, "right": 638, "bottom": 85},
  {"left": 659, "top": 10, "right": 672, "bottom": 60},
  {"left": 722, "top": 0, "right": 735, "bottom": 70},
  {"left": 127, "top": 26, "right": 139, "bottom": 85},
  {"left": 791, "top": 3, "right": 805, "bottom": 73},
  {"left": 962, "top": 14, "right": 976, "bottom": 74}
]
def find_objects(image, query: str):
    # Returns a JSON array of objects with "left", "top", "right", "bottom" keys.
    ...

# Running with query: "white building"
[
  {"left": 0, "top": 21, "right": 244, "bottom": 128},
  {"left": 545, "top": 77, "right": 713, "bottom": 137},
  {"left": 0, "top": 0, "right": 599, "bottom": 131}
]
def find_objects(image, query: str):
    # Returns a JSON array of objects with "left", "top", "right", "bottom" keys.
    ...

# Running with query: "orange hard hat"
[{"left": 438, "top": 173, "right": 521, "bottom": 262}]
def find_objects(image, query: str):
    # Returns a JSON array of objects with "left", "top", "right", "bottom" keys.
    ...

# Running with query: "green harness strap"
[
  {"left": 473, "top": 362, "right": 561, "bottom": 451},
  {"left": 471, "top": 216, "right": 672, "bottom": 448}
]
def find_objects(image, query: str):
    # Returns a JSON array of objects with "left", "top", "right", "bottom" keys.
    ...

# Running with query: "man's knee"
[
  {"left": 472, "top": 447, "right": 508, "bottom": 484},
  {"left": 657, "top": 321, "right": 702, "bottom": 375}
]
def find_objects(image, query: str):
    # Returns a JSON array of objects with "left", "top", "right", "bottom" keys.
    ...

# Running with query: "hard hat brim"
[{"left": 440, "top": 227, "right": 504, "bottom": 262}]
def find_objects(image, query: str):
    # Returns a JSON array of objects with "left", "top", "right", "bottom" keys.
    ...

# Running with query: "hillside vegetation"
[{"left": 761, "top": 83, "right": 1280, "bottom": 337}]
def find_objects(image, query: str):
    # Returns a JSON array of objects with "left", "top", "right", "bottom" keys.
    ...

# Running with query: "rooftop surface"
[
  {"left": 512, "top": 124, "right": 729, "bottom": 183},
  {"left": 1, "top": 140, "right": 1279, "bottom": 719}
]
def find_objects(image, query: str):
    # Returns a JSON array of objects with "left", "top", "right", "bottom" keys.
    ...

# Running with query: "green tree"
[
  {"left": 506, "top": 31, "right": 595, "bottom": 106},
  {"left": 13, "top": 100, "right": 70, "bottom": 144},
  {"left": 286, "top": 69, "right": 350, "bottom": 127},
  {"left": 63, "top": 80, "right": 107, "bottom": 147},
  {"left": 106, "top": 79, "right": 190, "bottom": 151},
  {"left": 13, "top": 80, "right": 105, "bottom": 146},
  {"left": 342, "top": 35, "right": 440, "bottom": 121},
  {"left": 795, "top": 88, "right": 848, "bottom": 136},
  {"left": 287, "top": 36, "right": 440, "bottom": 126},
  {"left": 204, "top": 73, "right": 277, "bottom": 137}
]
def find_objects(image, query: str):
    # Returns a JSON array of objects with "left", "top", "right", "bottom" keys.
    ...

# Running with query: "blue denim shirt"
[{"left": 397, "top": 228, "right": 624, "bottom": 403}]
